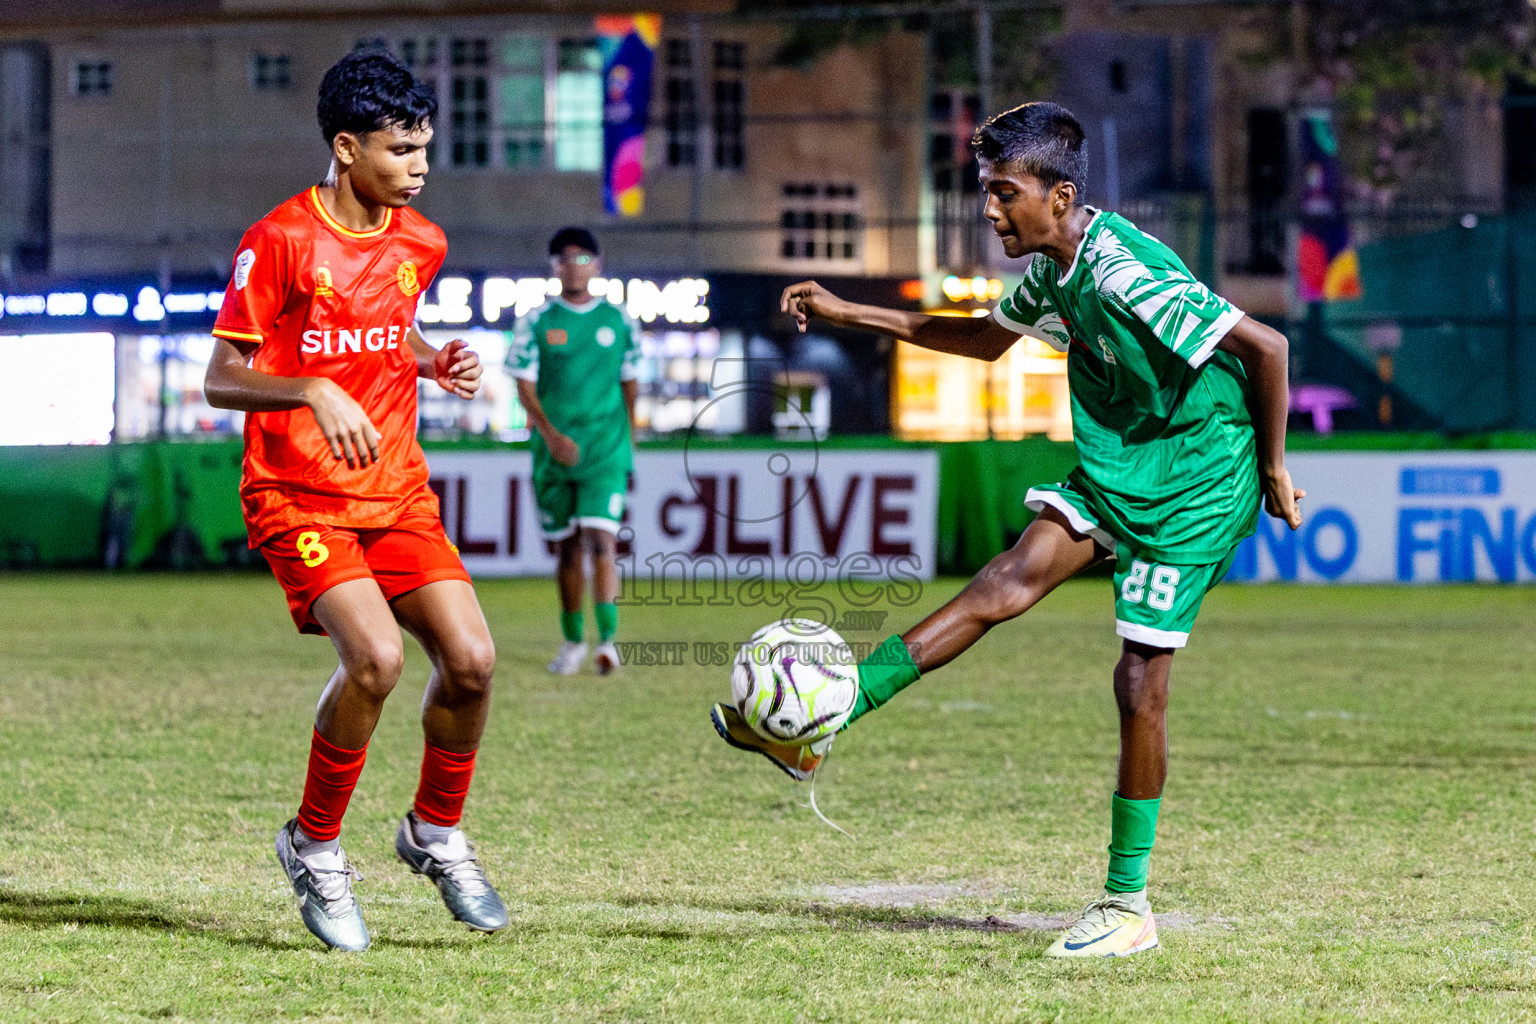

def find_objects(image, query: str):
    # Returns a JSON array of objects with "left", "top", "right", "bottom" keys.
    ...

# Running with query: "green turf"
[{"left": 3, "top": 574, "right": 1536, "bottom": 1022}]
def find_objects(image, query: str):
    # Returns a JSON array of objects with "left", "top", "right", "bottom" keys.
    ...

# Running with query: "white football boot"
[
  {"left": 592, "top": 642, "right": 621, "bottom": 676},
  {"left": 546, "top": 641, "right": 587, "bottom": 675}
]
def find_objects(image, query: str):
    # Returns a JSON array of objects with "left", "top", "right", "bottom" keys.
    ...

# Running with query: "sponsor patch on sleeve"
[{"left": 234, "top": 248, "right": 256, "bottom": 290}]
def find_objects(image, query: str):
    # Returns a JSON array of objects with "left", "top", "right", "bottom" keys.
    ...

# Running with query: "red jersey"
[{"left": 213, "top": 186, "right": 446, "bottom": 547}]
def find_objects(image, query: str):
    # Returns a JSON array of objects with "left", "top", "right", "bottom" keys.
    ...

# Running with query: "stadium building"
[{"left": 2, "top": 2, "right": 1520, "bottom": 445}]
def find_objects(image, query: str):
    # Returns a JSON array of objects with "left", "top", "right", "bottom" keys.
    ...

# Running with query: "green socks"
[
  {"left": 561, "top": 606, "right": 617, "bottom": 644},
  {"left": 562, "top": 606, "right": 617, "bottom": 644},
  {"left": 594, "top": 603, "right": 618, "bottom": 643},
  {"left": 1105, "top": 792, "right": 1161, "bottom": 894},
  {"left": 845, "top": 634, "right": 921, "bottom": 727}
]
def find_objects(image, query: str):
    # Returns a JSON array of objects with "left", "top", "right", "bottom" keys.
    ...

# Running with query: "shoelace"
[
  {"left": 1063, "top": 895, "right": 1128, "bottom": 941},
  {"left": 802, "top": 745, "right": 854, "bottom": 839},
  {"left": 432, "top": 848, "right": 491, "bottom": 895},
  {"left": 306, "top": 858, "right": 363, "bottom": 915}
]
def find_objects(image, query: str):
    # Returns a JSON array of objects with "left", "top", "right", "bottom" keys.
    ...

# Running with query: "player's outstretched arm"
[
  {"left": 1215, "top": 316, "right": 1305, "bottom": 529},
  {"left": 407, "top": 326, "right": 481, "bottom": 398},
  {"left": 204, "top": 337, "right": 382, "bottom": 468},
  {"left": 780, "top": 280, "right": 1020, "bottom": 362}
]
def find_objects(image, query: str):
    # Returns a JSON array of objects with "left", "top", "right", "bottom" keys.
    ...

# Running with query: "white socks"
[
  {"left": 292, "top": 821, "right": 340, "bottom": 858},
  {"left": 411, "top": 814, "right": 458, "bottom": 847}
]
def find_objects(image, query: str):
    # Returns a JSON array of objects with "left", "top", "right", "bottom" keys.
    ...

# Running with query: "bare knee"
[
  {"left": 440, "top": 634, "right": 497, "bottom": 698},
  {"left": 343, "top": 637, "right": 405, "bottom": 699},
  {"left": 1113, "top": 643, "right": 1171, "bottom": 719}
]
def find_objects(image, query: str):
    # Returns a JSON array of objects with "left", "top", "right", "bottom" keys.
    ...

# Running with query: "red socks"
[
  {"left": 413, "top": 744, "right": 478, "bottom": 828},
  {"left": 296, "top": 732, "right": 476, "bottom": 838},
  {"left": 296, "top": 729, "right": 368, "bottom": 841}
]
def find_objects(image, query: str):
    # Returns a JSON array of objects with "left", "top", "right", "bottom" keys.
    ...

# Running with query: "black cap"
[{"left": 549, "top": 226, "right": 599, "bottom": 257}]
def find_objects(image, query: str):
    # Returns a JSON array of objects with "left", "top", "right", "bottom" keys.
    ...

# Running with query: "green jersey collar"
[
  {"left": 1056, "top": 206, "right": 1104, "bottom": 287},
  {"left": 554, "top": 295, "right": 603, "bottom": 314}
]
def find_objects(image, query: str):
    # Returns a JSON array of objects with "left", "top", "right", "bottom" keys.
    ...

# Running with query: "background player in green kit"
[
  {"left": 506, "top": 227, "right": 639, "bottom": 676},
  {"left": 710, "top": 102, "right": 1306, "bottom": 957}
]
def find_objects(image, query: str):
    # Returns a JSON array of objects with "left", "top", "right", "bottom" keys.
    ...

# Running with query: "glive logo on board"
[
  {"left": 422, "top": 449, "right": 939, "bottom": 579},
  {"left": 1227, "top": 455, "right": 1536, "bottom": 583}
]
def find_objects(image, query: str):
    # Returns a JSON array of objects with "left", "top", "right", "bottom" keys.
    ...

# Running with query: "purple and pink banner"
[
  {"left": 1296, "top": 109, "right": 1362, "bottom": 303},
  {"left": 597, "top": 15, "right": 660, "bottom": 217}
]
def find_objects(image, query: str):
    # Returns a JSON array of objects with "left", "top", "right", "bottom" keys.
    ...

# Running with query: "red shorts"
[{"left": 260, "top": 513, "right": 471, "bottom": 635}]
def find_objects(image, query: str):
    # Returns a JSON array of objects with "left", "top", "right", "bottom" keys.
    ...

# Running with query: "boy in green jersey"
[
  {"left": 710, "top": 103, "right": 1306, "bottom": 957},
  {"left": 506, "top": 227, "right": 640, "bottom": 676}
]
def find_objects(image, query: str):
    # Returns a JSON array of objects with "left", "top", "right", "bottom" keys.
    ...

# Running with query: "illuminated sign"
[
  {"left": 0, "top": 273, "right": 712, "bottom": 330},
  {"left": 92, "top": 293, "right": 129, "bottom": 316},
  {"left": 132, "top": 287, "right": 164, "bottom": 322},
  {"left": 162, "top": 291, "right": 225, "bottom": 314},
  {"left": 4, "top": 295, "right": 44, "bottom": 315},
  {"left": 419, "top": 276, "right": 709, "bottom": 326},
  {"left": 46, "top": 292, "right": 87, "bottom": 316}
]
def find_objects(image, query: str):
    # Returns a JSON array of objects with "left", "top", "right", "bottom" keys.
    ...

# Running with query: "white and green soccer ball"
[{"left": 732, "top": 619, "right": 858, "bottom": 746}]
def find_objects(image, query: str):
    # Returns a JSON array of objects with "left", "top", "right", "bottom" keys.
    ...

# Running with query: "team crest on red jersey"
[
  {"left": 396, "top": 261, "right": 420, "bottom": 296},
  {"left": 315, "top": 266, "right": 335, "bottom": 297}
]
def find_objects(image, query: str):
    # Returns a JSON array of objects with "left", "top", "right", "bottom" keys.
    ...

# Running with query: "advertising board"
[
  {"left": 1229, "top": 452, "right": 1536, "bottom": 583},
  {"left": 425, "top": 448, "right": 939, "bottom": 583}
]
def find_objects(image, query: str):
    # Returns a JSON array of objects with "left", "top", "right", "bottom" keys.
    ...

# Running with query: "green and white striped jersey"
[
  {"left": 506, "top": 296, "right": 641, "bottom": 481},
  {"left": 993, "top": 208, "right": 1258, "bottom": 561}
]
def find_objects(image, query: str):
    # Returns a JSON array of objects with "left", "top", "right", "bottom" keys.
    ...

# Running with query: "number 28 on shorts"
[{"left": 1120, "top": 560, "right": 1180, "bottom": 610}]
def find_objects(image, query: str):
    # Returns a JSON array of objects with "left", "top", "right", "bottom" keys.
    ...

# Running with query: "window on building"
[
  {"left": 713, "top": 41, "right": 745, "bottom": 169},
  {"left": 555, "top": 39, "right": 603, "bottom": 172},
  {"left": 498, "top": 35, "right": 546, "bottom": 170},
  {"left": 372, "top": 33, "right": 611, "bottom": 174},
  {"left": 780, "top": 183, "right": 860, "bottom": 262},
  {"left": 73, "top": 60, "right": 113, "bottom": 97},
  {"left": 1242, "top": 107, "right": 1288, "bottom": 275},
  {"left": 450, "top": 37, "right": 491, "bottom": 168},
  {"left": 929, "top": 88, "right": 985, "bottom": 269},
  {"left": 928, "top": 89, "right": 980, "bottom": 194},
  {"left": 398, "top": 37, "right": 440, "bottom": 71},
  {"left": 663, "top": 38, "right": 698, "bottom": 168},
  {"left": 1109, "top": 59, "right": 1129, "bottom": 94},
  {"left": 250, "top": 53, "right": 292, "bottom": 91}
]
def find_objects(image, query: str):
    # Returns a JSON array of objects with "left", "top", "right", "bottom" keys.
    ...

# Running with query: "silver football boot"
[
  {"left": 274, "top": 819, "right": 370, "bottom": 952},
  {"left": 394, "top": 812, "right": 508, "bottom": 933}
]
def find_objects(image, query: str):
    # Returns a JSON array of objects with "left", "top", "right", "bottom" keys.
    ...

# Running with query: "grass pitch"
[{"left": 3, "top": 573, "right": 1536, "bottom": 1022}]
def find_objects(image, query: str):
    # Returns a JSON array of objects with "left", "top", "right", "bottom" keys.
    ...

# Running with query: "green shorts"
[
  {"left": 1026, "top": 482, "right": 1239, "bottom": 650},
  {"left": 534, "top": 470, "right": 628, "bottom": 540}
]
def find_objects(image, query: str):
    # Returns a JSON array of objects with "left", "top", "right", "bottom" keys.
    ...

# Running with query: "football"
[{"left": 731, "top": 619, "right": 859, "bottom": 746}]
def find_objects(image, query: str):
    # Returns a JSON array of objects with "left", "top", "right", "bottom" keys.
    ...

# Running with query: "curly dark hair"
[{"left": 317, "top": 46, "right": 437, "bottom": 144}]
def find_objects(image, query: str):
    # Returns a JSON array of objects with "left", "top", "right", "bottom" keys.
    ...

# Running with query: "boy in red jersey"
[{"left": 205, "top": 48, "right": 505, "bottom": 952}]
